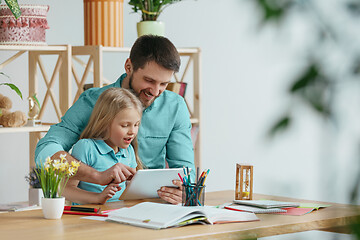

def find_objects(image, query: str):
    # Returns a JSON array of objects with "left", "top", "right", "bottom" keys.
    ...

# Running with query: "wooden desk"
[{"left": 1, "top": 191, "right": 359, "bottom": 240}]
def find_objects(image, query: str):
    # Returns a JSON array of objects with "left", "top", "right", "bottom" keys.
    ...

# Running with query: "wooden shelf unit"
[
  {"left": 0, "top": 45, "right": 202, "bottom": 170},
  {"left": 0, "top": 45, "right": 71, "bottom": 168}
]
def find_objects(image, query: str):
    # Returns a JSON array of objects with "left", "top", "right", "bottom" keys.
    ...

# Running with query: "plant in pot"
[
  {"left": 128, "top": 0, "right": 182, "bottom": 37},
  {"left": 0, "top": 0, "right": 50, "bottom": 45},
  {"left": 25, "top": 168, "right": 43, "bottom": 206},
  {"left": 35, "top": 154, "right": 80, "bottom": 219}
]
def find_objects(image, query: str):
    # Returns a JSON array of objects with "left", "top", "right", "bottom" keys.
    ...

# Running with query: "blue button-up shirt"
[
  {"left": 72, "top": 139, "right": 136, "bottom": 203},
  {"left": 35, "top": 73, "right": 195, "bottom": 176}
]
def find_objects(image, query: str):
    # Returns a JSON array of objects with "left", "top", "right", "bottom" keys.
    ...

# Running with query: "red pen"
[
  {"left": 63, "top": 211, "right": 108, "bottom": 217},
  {"left": 178, "top": 173, "right": 184, "bottom": 184}
]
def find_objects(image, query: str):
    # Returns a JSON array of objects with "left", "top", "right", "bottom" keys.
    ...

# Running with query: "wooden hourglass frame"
[{"left": 235, "top": 164, "right": 253, "bottom": 200}]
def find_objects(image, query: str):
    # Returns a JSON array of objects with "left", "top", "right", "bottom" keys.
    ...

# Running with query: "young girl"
[{"left": 63, "top": 88, "right": 143, "bottom": 204}]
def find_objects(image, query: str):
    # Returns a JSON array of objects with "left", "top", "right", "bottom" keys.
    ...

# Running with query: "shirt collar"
[
  {"left": 93, "top": 139, "right": 127, "bottom": 157},
  {"left": 116, "top": 73, "right": 126, "bottom": 88}
]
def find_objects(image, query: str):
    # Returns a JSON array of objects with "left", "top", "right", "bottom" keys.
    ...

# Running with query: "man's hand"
[
  {"left": 96, "top": 163, "right": 136, "bottom": 185},
  {"left": 157, "top": 180, "right": 183, "bottom": 204}
]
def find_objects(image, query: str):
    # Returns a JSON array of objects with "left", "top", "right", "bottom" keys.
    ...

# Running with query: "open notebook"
[{"left": 107, "top": 202, "right": 259, "bottom": 229}]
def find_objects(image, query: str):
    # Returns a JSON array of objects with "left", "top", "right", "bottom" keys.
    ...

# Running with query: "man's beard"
[{"left": 128, "top": 74, "right": 156, "bottom": 108}]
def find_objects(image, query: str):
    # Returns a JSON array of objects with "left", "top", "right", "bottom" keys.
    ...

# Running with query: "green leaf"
[
  {"left": 268, "top": 115, "right": 291, "bottom": 138},
  {"left": 4, "top": 0, "right": 21, "bottom": 19},
  {"left": 254, "top": 0, "right": 293, "bottom": 25},
  {"left": 0, "top": 83, "right": 23, "bottom": 99},
  {"left": 289, "top": 65, "right": 319, "bottom": 93},
  {"left": 32, "top": 93, "right": 41, "bottom": 109}
]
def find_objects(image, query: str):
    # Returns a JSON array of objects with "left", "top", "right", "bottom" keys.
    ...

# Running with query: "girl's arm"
[{"left": 62, "top": 178, "right": 121, "bottom": 205}]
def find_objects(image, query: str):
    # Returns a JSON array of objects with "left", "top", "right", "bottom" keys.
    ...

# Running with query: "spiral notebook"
[{"left": 225, "top": 205, "right": 287, "bottom": 214}]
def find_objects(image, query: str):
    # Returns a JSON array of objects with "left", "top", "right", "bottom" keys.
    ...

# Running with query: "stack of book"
[
  {"left": 225, "top": 200, "right": 300, "bottom": 214},
  {"left": 166, "top": 82, "right": 188, "bottom": 97}
]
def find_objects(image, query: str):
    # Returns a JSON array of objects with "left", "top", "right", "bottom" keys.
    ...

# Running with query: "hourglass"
[{"left": 235, "top": 164, "right": 253, "bottom": 200}]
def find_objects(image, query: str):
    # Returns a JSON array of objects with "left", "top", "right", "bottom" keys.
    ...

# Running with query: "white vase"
[
  {"left": 41, "top": 197, "right": 65, "bottom": 219},
  {"left": 137, "top": 21, "right": 165, "bottom": 37},
  {"left": 29, "top": 188, "right": 43, "bottom": 206}
]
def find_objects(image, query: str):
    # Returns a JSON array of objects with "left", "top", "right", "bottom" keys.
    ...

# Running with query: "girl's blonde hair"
[{"left": 80, "top": 88, "right": 144, "bottom": 170}]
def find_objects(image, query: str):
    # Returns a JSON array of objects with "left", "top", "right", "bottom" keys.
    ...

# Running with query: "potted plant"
[
  {"left": 35, "top": 154, "right": 79, "bottom": 219},
  {"left": 0, "top": 1, "right": 50, "bottom": 45},
  {"left": 128, "top": 0, "right": 182, "bottom": 36},
  {"left": 25, "top": 168, "right": 43, "bottom": 206}
]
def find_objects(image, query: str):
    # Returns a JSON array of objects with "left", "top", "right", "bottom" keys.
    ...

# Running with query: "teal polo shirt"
[
  {"left": 71, "top": 139, "right": 136, "bottom": 204},
  {"left": 35, "top": 73, "right": 195, "bottom": 178}
]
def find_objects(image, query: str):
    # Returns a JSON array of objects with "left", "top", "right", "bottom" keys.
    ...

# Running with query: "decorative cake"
[{"left": 0, "top": 5, "right": 49, "bottom": 45}]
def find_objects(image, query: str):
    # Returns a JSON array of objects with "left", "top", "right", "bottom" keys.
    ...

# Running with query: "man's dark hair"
[{"left": 130, "top": 35, "right": 180, "bottom": 72}]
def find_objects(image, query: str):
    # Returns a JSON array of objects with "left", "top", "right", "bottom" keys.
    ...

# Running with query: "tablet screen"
[{"left": 119, "top": 168, "right": 183, "bottom": 200}]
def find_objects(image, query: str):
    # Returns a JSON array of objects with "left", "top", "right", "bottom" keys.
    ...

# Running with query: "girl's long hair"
[{"left": 80, "top": 88, "right": 144, "bottom": 170}]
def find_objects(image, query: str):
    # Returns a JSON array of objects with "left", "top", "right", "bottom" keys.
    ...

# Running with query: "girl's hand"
[{"left": 98, "top": 183, "right": 121, "bottom": 204}]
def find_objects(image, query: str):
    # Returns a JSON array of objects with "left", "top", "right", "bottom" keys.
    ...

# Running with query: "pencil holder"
[{"left": 182, "top": 184, "right": 205, "bottom": 206}]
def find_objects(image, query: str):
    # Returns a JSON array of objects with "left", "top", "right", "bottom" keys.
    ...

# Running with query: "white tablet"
[{"left": 119, "top": 168, "right": 183, "bottom": 200}]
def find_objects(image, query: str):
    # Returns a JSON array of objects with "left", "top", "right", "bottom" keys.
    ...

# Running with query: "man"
[{"left": 35, "top": 35, "right": 195, "bottom": 204}]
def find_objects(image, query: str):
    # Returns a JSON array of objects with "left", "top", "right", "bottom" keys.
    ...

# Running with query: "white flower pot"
[
  {"left": 29, "top": 188, "right": 43, "bottom": 206},
  {"left": 41, "top": 197, "right": 65, "bottom": 219},
  {"left": 137, "top": 21, "right": 165, "bottom": 37}
]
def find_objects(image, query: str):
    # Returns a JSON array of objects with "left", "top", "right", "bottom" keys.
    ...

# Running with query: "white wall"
[{"left": 1, "top": 0, "right": 359, "bottom": 216}]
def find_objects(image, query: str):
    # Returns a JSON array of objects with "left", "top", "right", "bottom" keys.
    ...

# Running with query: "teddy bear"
[{"left": 0, "top": 93, "right": 27, "bottom": 127}]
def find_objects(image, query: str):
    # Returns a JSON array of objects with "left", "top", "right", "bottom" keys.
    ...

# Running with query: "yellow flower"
[
  {"left": 71, "top": 160, "right": 80, "bottom": 168},
  {"left": 59, "top": 161, "right": 68, "bottom": 172},
  {"left": 44, "top": 163, "right": 50, "bottom": 171},
  {"left": 60, "top": 154, "right": 67, "bottom": 163},
  {"left": 67, "top": 167, "right": 76, "bottom": 176},
  {"left": 53, "top": 159, "right": 61, "bottom": 170},
  {"left": 37, "top": 155, "right": 79, "bottom": 199},
  {"left": 45, "top": 156, "right": 52, "bottom": 165}
]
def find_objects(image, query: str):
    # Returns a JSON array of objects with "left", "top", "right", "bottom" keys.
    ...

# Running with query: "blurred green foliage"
[{"left": 252, "top": 0, "right": 360, "bottom": 238}]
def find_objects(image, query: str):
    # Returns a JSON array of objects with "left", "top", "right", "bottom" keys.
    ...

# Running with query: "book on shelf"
[
  {"left": 178, "top": 82, "right": 188, "bottom": 97},
  {"left": 107, "top": 202, "right": 259, "bottom": 229},
  {"left": 233, "top": 199, "right": 300, "bottom": 209},
  {"left": 166, "top": 82, "right": 188, "bottom": 97}
]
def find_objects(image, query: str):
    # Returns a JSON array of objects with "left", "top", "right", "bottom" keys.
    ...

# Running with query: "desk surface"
[{"left": 1, "top": 191, "right": 359, "bottom": 240}]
